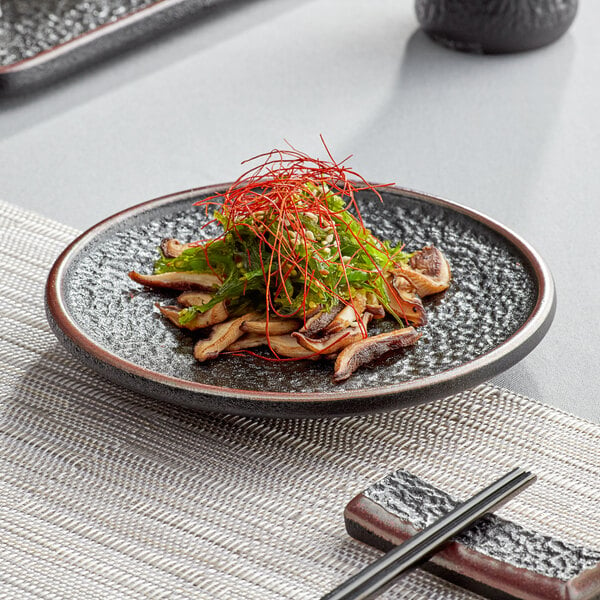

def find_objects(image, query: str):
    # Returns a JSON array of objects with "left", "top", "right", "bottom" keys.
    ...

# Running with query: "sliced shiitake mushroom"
[
  {"left": 226, "top": 333, "right": 268, "bottom": 351},
  {"left": 241, "top": 317, "right": 302, "bottom": 336},
  {"left": 177, "top": 291, "right": 212, "bottom": 307},
  {"left": 324, "top": 292, "right": 367, "bottom": 334},
  {"left": 128, "top": 271, "right": 221, "bottom": 291},
  {"left": 193, "top": 314, "right": 256, "bottom": 362},
  {"left": 385, "top": 274, "right": 427, "bottom": 326},
  {"left": 293, "top": 313, "right": 372, "bottom": 355},
  {"left": 365, "top": 292, "right": 385, "bottom": 319},
  {"left": 157, "top": 298, "right": 228, "bottom": 331},
  {"left": 333, "top": 326, "right": 422, "bottom": 382},
  {"left": 228, "top": 333, "right": 317, "bottom": 359},
  {"left": 267, "top": 335, "right": 319, "bottom": 359},
  {"left": 160, "top": 238, "right": 194, "bottom": 258},
  {"left": 300, "top": 303, "right": 344, "bottom": 336},
  {"left": 398, "top": 246, "right": 451, "bottom": 297}
]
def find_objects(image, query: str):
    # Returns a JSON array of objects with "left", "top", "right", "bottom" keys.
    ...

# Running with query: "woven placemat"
[{"left": 1, "top": 199, "right": 599, "bottom": 599}]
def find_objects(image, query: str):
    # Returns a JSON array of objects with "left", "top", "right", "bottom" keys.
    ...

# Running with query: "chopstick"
[{"left": 321, "top": 467, "right": 536, "bottom": 600}]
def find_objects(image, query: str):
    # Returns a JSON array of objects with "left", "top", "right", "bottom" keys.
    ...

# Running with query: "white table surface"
[{"left": 1, "top": 0, "right": 597, "bottom": 422}]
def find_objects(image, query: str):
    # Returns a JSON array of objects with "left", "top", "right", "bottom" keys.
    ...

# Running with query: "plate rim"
[{"left": 45, "top": 183, "right": 556, "bottom": 412}]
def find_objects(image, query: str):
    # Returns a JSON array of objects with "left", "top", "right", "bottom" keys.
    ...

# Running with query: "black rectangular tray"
[{"left": 0, "top": 0, "right": 228, "bottom": 94}]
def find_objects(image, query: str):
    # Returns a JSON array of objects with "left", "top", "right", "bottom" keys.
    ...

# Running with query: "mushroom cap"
[
  {"left": 293, "top": 313, "right": 372, "bottom": 355},
  {"left": 129, "top": 270, "right": 221, "bottom": 291},
  {"left": 398, "top": 246, "right": 451, "bottom": 297},
  {"left": 333, "top": 326, "right": 422, "bottom": 382},
  {"left": 160, "top": 238, "right": 192, "bottom": 258},
  {"left": 228, "top": 333, "right": 318, "bottom": 359},
  {"left": 385, "top": 274, "right": 427, "bottom": 326},
  {"left": 241, "top": 317, "right": 302, "bottom": 336},
  {"left": 177, "top": 291, "right": 213, "bottom": 307},
  {"left": 299, "top": 303, "right": 344, "bottom": 336},
  {"left": 157, "top": 298, "right": 228, "bottom": 331},
  {"left": 193, "top": 313, "right": 257, "bottom": 361}
]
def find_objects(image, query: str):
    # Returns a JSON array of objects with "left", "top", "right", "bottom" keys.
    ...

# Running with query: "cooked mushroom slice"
[
  {"left": 160, "top": 238, "right": 194, "bottom": 258},
  {"left": 365, "top": 304, "right": 385, "bottom": 319},
  {"left": 227, "top": 333, "right": 267, "bottom": 351},
  {"left": 195, "top": 298, "right": 228, "bottom": 327},
  {"left": 304, "top": 305, "right": 323, "bottom": 319},
  {"left": 300, "top": 303, "right": 343, "bottom": 335},
  {"left": 157, "top": 305, "right": 186, "bottom": 329},
  {"left": 128, "top": 271, "right": 221, "bottom": 291},
  {"left": 324, "top": 292, "right": 367, "bottom": 334},
  {"left": 386, "top": 274, "right": 427, "bottom": 326},
  {"left": 398, "top": 246, "right": 451, "bottom": 297},
  {"left": 157, "top": 298, "right": 228, "bottom": 331},
  {"left": 333, "top": 327, "right": 422, "bottom": 382},
  {"left": 193, "top": 314, "right": 255, "bottom": 362},
  {"left": 365, "top": 292, "right": 386, "bottom": 319},
  {"left": 177, "top": 291, "right": 213, "bottom": 307},
  {"left": 268, "top": 335, "right": 318, "bottom": 359},
  {"left": 241, "top": 317, "right": 302, "bottom": 336},
  {"left": 227, "top": 333, "right": 317, "bottom": 359},
  {"left": 293, "top": 313, "right": 372, "bottom": 355}
]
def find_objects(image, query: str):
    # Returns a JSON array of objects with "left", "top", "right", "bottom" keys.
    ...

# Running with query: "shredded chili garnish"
[{"left": 156, "top": 139, "right": 412, "bottom": 361}]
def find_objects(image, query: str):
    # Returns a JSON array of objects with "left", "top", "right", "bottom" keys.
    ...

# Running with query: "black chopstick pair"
[{"left": 322, "top": 467, "right": 535, "bottom": 600}]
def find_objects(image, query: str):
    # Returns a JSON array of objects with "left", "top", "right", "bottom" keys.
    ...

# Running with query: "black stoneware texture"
[
  {"left": 362, "top": 470, "right": 600, "bottom": 581},
  {"left": 0, "top": 0, "right": 225, "bottom": 93},
  {"left": 415, "top": 0, "right": 578, "bottom": 53},
  {"left": 0, "top": 0, "right": 158, "bottom": 66}
]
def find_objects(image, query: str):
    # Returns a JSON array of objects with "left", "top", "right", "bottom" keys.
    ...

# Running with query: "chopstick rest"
[
  {"left": 322, "top": 468, "right": 535, "bottom": 600},
  {"left": 339, "top": 469, "right": 600, "bottom": 600}
]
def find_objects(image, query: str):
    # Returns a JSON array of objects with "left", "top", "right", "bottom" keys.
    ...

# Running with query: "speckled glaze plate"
[{"left": 46, "top": 185, "right": 555, "bottom": 417}]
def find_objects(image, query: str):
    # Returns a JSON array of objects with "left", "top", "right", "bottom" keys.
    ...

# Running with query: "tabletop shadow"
[
  {"left": 0, "top": 0, "right": 316, "bottom": 138},
  {"left": 7, "top": 342, "right": 377, "bottom": 456},
  {"left": 350, "top": 29, "right": 575, "bottom": 208}
]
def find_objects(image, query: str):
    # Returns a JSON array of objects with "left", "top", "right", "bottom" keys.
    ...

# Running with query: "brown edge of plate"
[{"left": 45, "top": 184, "right": 556, "bottom": 418}]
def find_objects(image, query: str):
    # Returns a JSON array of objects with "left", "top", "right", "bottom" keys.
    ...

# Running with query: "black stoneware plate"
[{"left": 46, "top": 185, "right": 555, "bottom": 418}]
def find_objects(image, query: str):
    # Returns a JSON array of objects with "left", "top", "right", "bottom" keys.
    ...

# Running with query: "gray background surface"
[{"left": 1, "top": 0, "right": 597, "bottom": 421}]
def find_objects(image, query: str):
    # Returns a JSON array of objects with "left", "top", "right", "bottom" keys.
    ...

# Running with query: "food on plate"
[{"left": 128, "top": 144, "right": 451, "bottom": 381}]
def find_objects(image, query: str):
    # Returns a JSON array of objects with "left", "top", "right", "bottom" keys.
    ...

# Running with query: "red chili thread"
[{"left": 190, "top": 139, "right": 402, "bottom": 360}]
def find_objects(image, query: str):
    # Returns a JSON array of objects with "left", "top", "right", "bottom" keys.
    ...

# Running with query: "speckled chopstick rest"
[{"left": 345, "top": 471, "right": 600, "bottom": 600}]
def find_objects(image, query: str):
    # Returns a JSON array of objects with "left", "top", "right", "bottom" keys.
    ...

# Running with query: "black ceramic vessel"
[{"left": 415, "top": 0, "right": 578, "bottom": 54}]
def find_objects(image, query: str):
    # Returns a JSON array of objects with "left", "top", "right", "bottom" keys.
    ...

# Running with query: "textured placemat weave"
[{"left": 1, "top": 199, "right": 599, "bottom": 599}]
